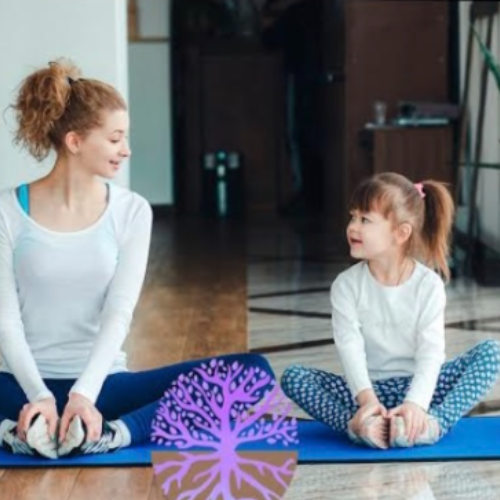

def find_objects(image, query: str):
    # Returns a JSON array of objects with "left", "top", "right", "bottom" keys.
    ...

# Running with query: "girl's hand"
[
  {"left": 388, "top": 401, "right": 427, "bottom": 444},
  {"left": 350, "top": 400, "right": 388, "bottom": 434},
  {"left": 17, "top": 397, "right": 59, "bottom": 441},
  {"left": 59, "top": 393, "right": 103, "bottom": 443}
]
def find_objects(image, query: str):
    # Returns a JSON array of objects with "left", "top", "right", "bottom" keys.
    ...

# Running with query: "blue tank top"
[
  {"left": 16, "top": 183, "right": 110, "bottom": 216},
  {"left": 17, "top": 184, "right": 29, "bottom": 215}
]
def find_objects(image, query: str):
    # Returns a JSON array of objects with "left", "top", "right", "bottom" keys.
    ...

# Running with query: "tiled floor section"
[{"left": 247, "top": 220, "right": 500, "bottom": 499}]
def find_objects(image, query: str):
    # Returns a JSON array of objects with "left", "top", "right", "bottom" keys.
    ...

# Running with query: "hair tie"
[
  {"left": 414, "top": 182, "right": 426, "bottom": 199},
  {"left": 67, "top": 76, "right": 76, "bottom": 86}
]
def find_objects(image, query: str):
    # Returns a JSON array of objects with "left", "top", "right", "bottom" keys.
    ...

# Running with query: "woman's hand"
[
  {"left": 17, "top": 397, "right": 59, "bottom": 441},
  {"left": 59, "top": 393, "right": 103, "bottom": 443},
  {"left": 388, "top": 401, "right": 428, "bottom": 444}
]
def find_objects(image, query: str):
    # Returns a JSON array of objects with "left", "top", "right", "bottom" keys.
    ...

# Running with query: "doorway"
[
  {"left": 171, "top": 0, "right": 339, "bottom": 216},
  {"left": 262, "top": 0, "right": 336, "bottom": 215}
]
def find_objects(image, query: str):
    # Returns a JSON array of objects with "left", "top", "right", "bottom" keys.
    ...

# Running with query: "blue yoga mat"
[
  {"left": 295, "top": 416, "right": 500, "bottom": 463},
  {"left": 0, "top": 417, "right": 498, "bottom": 467}
]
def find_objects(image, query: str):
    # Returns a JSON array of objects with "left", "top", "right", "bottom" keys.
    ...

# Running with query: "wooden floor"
[
  {"left": 0, "top": 216, "right": 248, "bottom": 500},
  {"left": 5, "top": 214, "right": 500, "bottom": 499}
]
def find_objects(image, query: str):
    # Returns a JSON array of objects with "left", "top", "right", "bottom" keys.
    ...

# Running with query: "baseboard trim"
[
  {"left": 472, "top": 239, "right": 500, "bottom": 286},
  {"left": 452, "top": 229, "right": 500, "bottom": 285},
  {"left": 152, "top": 204, "right": 175, "bottom": 220}
]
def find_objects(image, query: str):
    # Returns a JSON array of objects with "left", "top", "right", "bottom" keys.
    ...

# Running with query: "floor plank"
[
  {"left": 0, "top": 469, "right": 79, "bottom": 500},
  {"left": 126, "top": 217, "right": 247, "bottom": 368},
  {"left": 147, "top": 474, "right": 164, "bottom": 500},
  {"left": 67, "top": 468, "right": 152, "bottom": 500}
]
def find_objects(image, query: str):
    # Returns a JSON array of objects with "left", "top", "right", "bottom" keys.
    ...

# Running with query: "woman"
[{"left": 0, "top": 60, "right": 272, "bottom": 459}]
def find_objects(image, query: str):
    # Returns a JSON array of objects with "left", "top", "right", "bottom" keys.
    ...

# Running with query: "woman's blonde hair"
[
  {"left": 349, "top": 172, "right": 455, "bottom": 281},
  {"left": 12, "top": 59, "right": 127, "bottom": 161}
]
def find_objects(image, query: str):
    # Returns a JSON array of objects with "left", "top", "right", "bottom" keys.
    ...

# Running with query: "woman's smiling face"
[{"left": 68, "top": 109, "right": 131, "bottom": 179}]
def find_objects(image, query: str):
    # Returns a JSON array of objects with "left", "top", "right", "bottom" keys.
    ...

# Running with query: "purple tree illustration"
[{"left": 151, "top": 358, "right": 298, "bottom": 500}]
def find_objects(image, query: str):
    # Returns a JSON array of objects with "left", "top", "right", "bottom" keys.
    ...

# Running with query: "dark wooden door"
[
  {"left": 322, "top": 0, "right": 347, "bottom": 220},
  {"left": 263, "top": 0, "right": 331, "bottom": 214},
  {"left": 323, "top": 0, "right": 450, "bottom": 220},
  {"left": 200, "top": 48, "right": 287, "bottom": 213},
  {"left": 172, "top": 1, "right": 289, "bottom": 216}
]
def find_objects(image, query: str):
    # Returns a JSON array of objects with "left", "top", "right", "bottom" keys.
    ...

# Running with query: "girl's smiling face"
[{"left": 346, "top": 209, "right": 399, "bottom": 261}]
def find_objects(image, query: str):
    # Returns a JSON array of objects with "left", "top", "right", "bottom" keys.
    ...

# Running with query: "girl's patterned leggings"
[{"left": 281, "top": 340, "right": 500, "bottom": 436}]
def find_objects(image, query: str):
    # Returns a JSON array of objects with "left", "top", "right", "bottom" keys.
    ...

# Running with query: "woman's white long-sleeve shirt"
[
  {"left": 331, "top": 261, "right": 446, "bottom": 410},
  {"left": 0, "top": 184, "right": 152, "bottom": 404}
]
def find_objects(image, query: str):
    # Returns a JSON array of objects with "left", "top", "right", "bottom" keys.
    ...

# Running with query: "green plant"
[{"left": 471, "top": 26, "right": 500, "bottom": 90}]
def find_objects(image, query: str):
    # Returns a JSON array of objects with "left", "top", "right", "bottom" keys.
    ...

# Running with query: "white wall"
[
  {"left": 129, "top": 43, "right": 173, "bottom": 205},
  {"left": 128, "top": 0, "right": 173, "bottom": 205},
  {"left": 459, "top": 2, "right": 500, "bottom": 251},
  {"left": 0, "top": 0, "right": 129, "bottom": 190},
  {"left": 136, "top": 0, "right": 171, "bottom": 38}
]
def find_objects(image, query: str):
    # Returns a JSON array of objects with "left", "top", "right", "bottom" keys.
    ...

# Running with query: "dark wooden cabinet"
[
  {"left": 361, "top": 126, "right": 453, "bottom": 183},
  {"left": 324, "top": 0, "right": 452, "bottom": 218}
]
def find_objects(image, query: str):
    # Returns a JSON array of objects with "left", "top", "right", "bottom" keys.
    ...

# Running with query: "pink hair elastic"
[{"left": 414, "top": 183, "right": 426, "bottom": 199}]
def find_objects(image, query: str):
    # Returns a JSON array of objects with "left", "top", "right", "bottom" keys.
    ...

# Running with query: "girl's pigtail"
[{"left": 420, "top": 181, "right": 455, "bottom": 281}]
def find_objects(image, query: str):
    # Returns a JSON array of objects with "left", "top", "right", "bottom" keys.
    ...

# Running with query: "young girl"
[
  {"left": 0, "top": 60, "right": 273, "bottom": 459},
  {"left": 281, "top": 172, "right": 500, "bottom": 448}
]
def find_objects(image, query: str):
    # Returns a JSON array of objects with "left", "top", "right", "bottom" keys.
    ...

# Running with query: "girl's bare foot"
[
  {"left": 348, "top": 415, "right": 390, "bottom": 449},
  {"left": 390, "top": 415, "right": 441, "bottom": 447}
]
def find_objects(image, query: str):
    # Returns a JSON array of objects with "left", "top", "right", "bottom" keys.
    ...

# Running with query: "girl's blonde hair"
[
  {"left": 12, "top": 59, "right": 127, "bottom": 161},
  {"left": 349, "top": 172, "right": 455, "bottom": 281}
]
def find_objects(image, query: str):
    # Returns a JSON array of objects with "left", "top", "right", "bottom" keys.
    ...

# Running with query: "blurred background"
[{"left": 1, "top": 0, "right": 499, "bottom": 280}]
